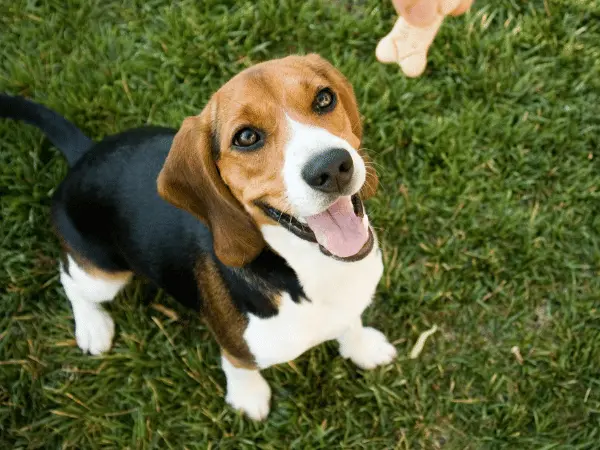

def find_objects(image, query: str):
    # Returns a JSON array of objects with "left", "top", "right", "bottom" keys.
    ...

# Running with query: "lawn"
[{"left": 1, "top": 0, "right": 599, "bottom": 448}]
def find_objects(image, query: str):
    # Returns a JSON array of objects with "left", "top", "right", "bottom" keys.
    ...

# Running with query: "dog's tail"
[{"left": 0, "top": 94, "right": 94, "bottom": 166}]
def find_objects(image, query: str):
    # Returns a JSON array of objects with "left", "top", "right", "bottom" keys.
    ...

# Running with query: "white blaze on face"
[{"left": 282, "top": 116, "right": 369, "bottom": 257}]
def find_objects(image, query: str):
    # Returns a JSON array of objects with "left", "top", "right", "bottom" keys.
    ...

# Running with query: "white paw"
[
  {"left": 339, "top": 327, "right": 397, "bottom": 370},
  {"left": 225, "top": 372, "right": 272, "bottom": 421},
  {"left": 72, "top": 302, "right": 115, "bottom": 355}
]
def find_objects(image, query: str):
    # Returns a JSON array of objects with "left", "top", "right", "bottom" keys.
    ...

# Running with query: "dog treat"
[{"left": 376, "top": 0, "right": 474, "bottom": 77}]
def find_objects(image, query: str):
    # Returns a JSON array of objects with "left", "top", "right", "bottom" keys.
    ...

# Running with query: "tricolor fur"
[{"left": 0, "top": 54, "right": 396, "bottom": 420}]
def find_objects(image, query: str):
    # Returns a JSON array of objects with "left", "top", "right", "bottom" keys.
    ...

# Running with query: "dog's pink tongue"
[{"left": 305, "top": 196, "right": 368, "bottom": 258}]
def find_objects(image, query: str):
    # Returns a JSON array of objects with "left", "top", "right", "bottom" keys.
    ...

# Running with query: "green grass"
[{"left": 1, "top": 0, "right": 600, "bottom": 448}]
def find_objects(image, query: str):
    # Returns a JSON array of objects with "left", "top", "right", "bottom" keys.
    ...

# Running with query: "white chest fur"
[{"left": 244, "top": 223, "right": 384, "bottom": 369}]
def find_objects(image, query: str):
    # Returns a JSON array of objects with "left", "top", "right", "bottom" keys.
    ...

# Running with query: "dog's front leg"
[
  {"left": 221, "top": 353, "right": 271, "bottom": 420},
  {"left": 337, "top": 318, "right": 397, "bottom": 369}
]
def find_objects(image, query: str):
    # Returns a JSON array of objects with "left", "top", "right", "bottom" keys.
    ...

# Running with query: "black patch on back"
[{"left": 48, "top": 123, "right": 305, "bottom": 321}]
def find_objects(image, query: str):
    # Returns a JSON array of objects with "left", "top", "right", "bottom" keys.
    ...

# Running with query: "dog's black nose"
[{"left": 302, "top": 148, "right": 354, "bottom": 193}]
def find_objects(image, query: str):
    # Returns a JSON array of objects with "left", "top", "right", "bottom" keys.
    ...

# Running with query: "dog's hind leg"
[{"left": 59, "top": 254, "right": 132, "bottom": 355}]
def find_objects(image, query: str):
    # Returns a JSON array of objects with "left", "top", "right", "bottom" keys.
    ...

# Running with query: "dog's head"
[{"left": 157, "top": 54, "right": 378, "bottom": 266}]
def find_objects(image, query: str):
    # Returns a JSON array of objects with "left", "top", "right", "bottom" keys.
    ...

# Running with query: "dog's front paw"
[
  {"left": 73, "top": 302, "right": 114, "bottom": 355},
  {"left": 226, "top": 372, "right": 272, "bottom": 421},
  {"left": 339, "top": 327, "right": 397, "bottom": 370}
]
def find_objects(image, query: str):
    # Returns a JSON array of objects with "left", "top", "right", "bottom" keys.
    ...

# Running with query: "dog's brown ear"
[
  {"left": 305, "top": 54, "right": 378, "bottom": 199},
  {"left": 157, "top": 111, "right": 265, "bottom": 267}
]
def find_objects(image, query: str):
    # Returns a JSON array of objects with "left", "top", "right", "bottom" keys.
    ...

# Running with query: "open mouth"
[{"left": 256, "top": 194, "right": 374, "bottom": 262}]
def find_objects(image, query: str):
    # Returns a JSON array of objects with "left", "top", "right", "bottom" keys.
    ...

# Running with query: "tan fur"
[
  {"left": 59, "top": 240, "right": 132, "bottom": 282},
  {"left": 222, "top": 349, "right": 257, "bottom": 370},
  {"left": 157, "top": 54, "right": 379, "bottom": 266},
  {"left": 196, "top": 256, "right": 257, "bottom": 369},
  {"left": 83, "top": 266, "right": 132, "bottom": 282}
]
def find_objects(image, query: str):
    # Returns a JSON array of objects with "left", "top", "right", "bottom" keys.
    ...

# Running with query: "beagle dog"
[{"left": 0, "top": 54, "right": 396, "bottom": 420}]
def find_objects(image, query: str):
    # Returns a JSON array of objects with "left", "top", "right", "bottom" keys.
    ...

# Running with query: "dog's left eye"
[
  {"left": 232, "top": 127, "right": 263, "bottom": 150},
  {"left": 313, "top": 88, "right": 336, "bottom": 114}
]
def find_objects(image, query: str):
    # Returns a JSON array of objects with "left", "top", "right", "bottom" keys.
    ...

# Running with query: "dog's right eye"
[
  {"left": 313, "top": 88, "right": 336, "bottom": 115},
  {"left": 232, "top": 127, "right": 264, "bottom": 150}
]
